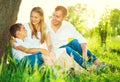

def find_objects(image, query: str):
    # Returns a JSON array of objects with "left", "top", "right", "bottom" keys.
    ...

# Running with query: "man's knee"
[
  {"left": 70, "top": 39, "right": 78, "bottom": 43},
  {"left": 65, "top": 46, "right": 73, "bottom": 55},
  {"left": 68, "top": 39, "right": 80, "bottom": 46}
]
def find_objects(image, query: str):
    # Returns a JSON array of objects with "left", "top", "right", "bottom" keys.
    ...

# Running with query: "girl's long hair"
[{"left": 29, "top": 7, "right": 46, "bottom": 44}]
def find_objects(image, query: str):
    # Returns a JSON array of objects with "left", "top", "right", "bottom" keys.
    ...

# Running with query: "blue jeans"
[
  {"left": 20, "top": 52, "right": 43, "bottom": 67},
  {"left": 60, "top": 39, "right": 97, "bottom": 68}
]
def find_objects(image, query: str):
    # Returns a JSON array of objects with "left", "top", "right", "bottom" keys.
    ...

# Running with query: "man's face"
[{"left": 52, "top": 10, "right": 65, "bottom": 25}]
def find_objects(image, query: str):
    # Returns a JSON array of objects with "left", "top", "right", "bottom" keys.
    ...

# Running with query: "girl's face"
[{"left": 30, "top": 11, "right": 41, "bottom": 26}]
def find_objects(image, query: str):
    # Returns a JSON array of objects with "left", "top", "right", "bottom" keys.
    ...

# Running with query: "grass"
[{"left": 0, "top": 37, "right": 120, "bottom": 82}]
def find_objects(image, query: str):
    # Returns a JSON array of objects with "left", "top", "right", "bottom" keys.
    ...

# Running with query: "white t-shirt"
[
  {"left": 46, "top": 19, "right": 87, "bottom": 49},
  {"left": 24, "top": 23, "right": 48, "bottom": 49},
  {"left": 12, "top": 38, "right": 33, "bottom": 61}
]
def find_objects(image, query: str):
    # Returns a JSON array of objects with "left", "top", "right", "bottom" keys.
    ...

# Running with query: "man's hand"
[
  {"left": 82, "top": 54, "right": 88, "bottom": 61},
  {"left": 81, "top": 43, "right": 88, "bottom": 61}
]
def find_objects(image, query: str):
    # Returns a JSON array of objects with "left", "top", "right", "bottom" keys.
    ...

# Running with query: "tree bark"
[{"left": 0, "top": 0, "right": 21, "bottom": 60}]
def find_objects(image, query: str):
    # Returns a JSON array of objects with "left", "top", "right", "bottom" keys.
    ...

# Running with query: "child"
[{"left": 9, "top": 23, "right": 55, "bottom": 67}]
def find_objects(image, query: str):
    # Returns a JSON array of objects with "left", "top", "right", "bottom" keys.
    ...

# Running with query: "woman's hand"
[{"left": 40, "top": 49, "right": 51, "bottom": 56}]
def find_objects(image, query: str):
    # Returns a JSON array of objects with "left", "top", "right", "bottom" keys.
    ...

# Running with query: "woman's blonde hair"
[{"left": 29, "top": 7, "right": 46, "bottom": 43}]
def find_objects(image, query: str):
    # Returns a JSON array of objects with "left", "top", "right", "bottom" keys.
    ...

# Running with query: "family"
[{"left": 9, "top": 6, "right": 102, "bottom": 73}]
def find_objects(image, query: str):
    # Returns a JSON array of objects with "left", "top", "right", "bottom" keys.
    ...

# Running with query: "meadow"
[{"left": 0, "top": 37, "right": 120, "bottom": 82}]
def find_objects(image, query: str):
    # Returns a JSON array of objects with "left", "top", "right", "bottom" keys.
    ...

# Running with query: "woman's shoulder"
[
  {"left": 23, "top": 23, "right": 29, "bottom": 27},
  {"left": 23, "top": 23, "right": 31, "bottom": 30}
]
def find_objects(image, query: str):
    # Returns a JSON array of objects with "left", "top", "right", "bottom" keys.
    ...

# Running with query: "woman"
[
  {"left": 11, "top": 7, "right": 54, "bottom": 67},
  {"left": 24, "top": 7, "right": 52, "bottom": 51}
]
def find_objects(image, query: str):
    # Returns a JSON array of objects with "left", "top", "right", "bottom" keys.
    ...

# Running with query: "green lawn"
[{"left": 0, "top": 37, "right": 120, "bottom": 82}]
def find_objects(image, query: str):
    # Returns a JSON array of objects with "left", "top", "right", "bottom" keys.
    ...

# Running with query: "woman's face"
[{"left": 30, "top": 11, "right": 41, "bottom": 25}]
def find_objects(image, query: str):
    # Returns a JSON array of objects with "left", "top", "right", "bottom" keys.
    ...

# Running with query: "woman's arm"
[{"left": 45, "top": 32, "right": 53, "bottom": 52}]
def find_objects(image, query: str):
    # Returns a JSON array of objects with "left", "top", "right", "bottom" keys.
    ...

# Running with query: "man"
[{"left": 47, "top": 6, "right": 101, "bottom": 68}]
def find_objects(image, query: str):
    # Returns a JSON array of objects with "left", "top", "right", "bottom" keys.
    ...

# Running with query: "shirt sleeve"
[
  {"left": 70, "top": 24, "right": 87, "bottom": 43},
  {"left": 14, "top": 42, "right": 21, "bottom": 46}
]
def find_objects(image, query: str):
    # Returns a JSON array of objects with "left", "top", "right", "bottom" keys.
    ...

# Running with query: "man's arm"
[
  {"left": 70, "top": 24, "right": 88, "bottom": 60},
  {"left": 81, "top": 43, "right": 88, "bottom": 61}
]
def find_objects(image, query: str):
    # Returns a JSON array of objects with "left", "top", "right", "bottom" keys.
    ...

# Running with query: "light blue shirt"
[
  {"left": 24, "top": 23, "right": 49, "bottom": 48},
  {"left": 12, "top": 38, "right": 32, "bottom": 61}
]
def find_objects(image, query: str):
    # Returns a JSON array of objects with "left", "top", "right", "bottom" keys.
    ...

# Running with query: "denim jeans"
[
  {"left": 60, "top": 39, "right": 97, "bottom": 68},
  {"left": 20, "top": 52, "right": 43, "bottom": 67}
]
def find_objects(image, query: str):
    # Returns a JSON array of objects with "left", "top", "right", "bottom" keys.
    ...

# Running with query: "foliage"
[
  {"left": 0, "top": 3, "right": 120, "bottom": 82},
  {"left": 66, "top": 4, "right": 88, "bottom": 35},
  {"left": 96, "top": 9, "right": 110, "bottom": 47},
  {"left": 0, "top": 37, "right": 120, "bottom": 82},
  {"left": 109, "top": 9, "right": 120, "bottom": 35},
  {"left": 66, "top": 4, "right": 120, "bottom": 47}
]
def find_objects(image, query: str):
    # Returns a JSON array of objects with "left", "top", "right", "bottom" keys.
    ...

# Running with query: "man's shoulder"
[
  {"left": 62, "top": 20, "right": 74, "bottom": 28},
  {"left": 63, "top": 20, "right": 73, "bottom": 25},
  {"left": 63, "top": 20, "right": 71, "bottom": 24}
]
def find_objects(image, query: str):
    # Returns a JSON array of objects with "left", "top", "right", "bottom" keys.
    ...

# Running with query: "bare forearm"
[
  {"left": 27, "top": 48, "right": 50, "bottom": 55},
  {"left": 16, "top": 46, "right": 41, "bottom": 54},
  {"left": 46, "top": 32, "right": 54, "bottom": 52},
  {"left": 25, "top": 48, "right": 42, "bottom": 54},
  {"left": 81, "top": 43, "right": 87, "bottom": 56},
  {"left": 15, "top": 46, "right": 51, "bottom": 55},
  {"left": 47, "top": 44, "right": 53, "bottom": 52}
]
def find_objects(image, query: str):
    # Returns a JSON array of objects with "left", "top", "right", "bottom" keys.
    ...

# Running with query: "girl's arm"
[{"left": 15, "top": 46, "right": 51, "bottom": 55}]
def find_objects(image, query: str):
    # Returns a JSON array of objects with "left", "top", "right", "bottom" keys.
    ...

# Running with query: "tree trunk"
[{"left": 0, "top": 0, "right": 21, "bottom": 60}]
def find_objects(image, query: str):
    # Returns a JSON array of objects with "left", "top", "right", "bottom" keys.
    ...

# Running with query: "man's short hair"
[
  {"left": 9, "top": 23, "right": 22, "bottom": 37},
  {"left": 55, "top": 6, "right": 67, "bottom": 17}
]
